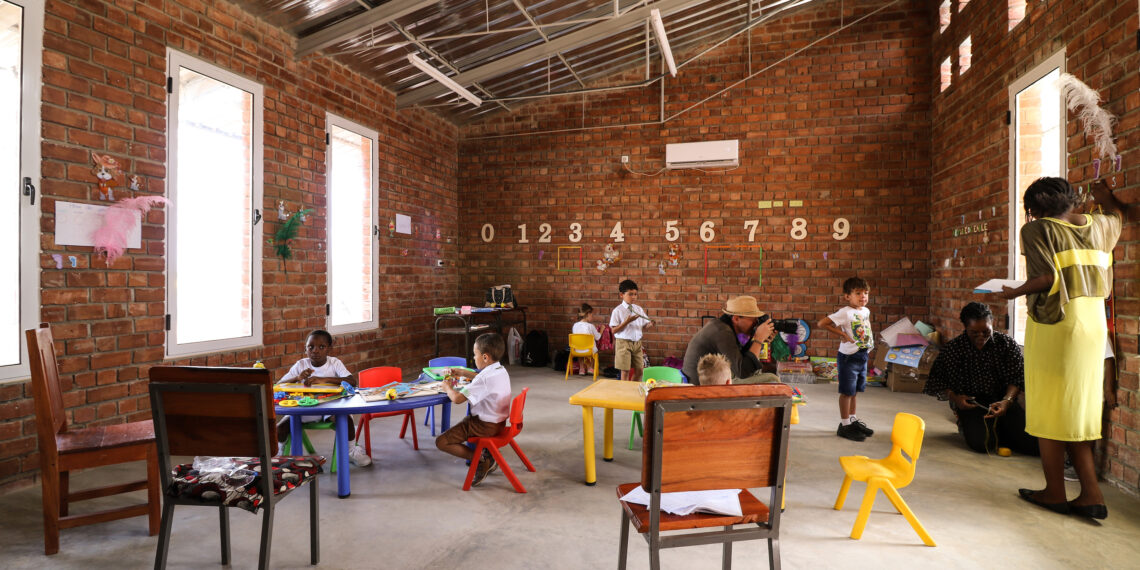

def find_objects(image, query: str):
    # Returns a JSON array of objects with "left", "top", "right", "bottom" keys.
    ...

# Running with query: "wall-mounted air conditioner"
[{"left": 665, "top": 140, "right": 739, "bottom": 169}]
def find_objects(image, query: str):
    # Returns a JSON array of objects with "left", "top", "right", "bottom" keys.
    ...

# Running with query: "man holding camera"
[{"left": 682, "top": 296, "right": 782, "bottom": 385}]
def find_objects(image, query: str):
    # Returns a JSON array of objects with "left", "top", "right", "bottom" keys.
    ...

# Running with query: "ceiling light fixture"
[
  {"left": 406, "top": 54, "right": 482, "bottom": 107},
  {"left": 649, "top": 9, "right": 677, "bottom": 77}
]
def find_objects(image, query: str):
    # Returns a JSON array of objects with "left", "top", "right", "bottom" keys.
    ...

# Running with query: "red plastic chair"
[
  {"left": 462, "top": 387, "right": 536, "bottom": 493},
  {"left": 354, "top": 366, "right": 418, "bottom": 457}
]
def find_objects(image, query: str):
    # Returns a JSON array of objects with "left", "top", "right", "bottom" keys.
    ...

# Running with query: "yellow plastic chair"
[
  {"left": 833, "top": 412, "right": 936, "bottom": 547},
  {"left": 565, "top": 333, "right": 598, "bottom": 381}
]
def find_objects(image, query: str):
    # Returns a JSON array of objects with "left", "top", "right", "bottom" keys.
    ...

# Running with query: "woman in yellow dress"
[{"left": 998, "top": 177, "right": 1126, "bottom": 519}]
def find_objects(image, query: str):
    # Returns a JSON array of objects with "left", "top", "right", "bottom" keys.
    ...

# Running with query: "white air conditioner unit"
[{"left": 665, "top": 140, "right": 739, "bottom": 170}]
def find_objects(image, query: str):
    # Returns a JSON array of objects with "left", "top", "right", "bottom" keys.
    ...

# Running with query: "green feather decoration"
[{"left": 271, "top": 208, "right": 313, "bottom": 260}]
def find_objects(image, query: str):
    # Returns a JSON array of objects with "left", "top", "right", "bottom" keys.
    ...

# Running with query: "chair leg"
[
  {"left": 41, "top": 465, "right": 61, "bottom": 555},
  {"left": 403, "top": 411, "right": 420, "bottom": 450},
  {"left": 398, "top": 414, "right": 410, "bottom": 438},
  {"left": 565, "top": 355, "right": 572, "bottom": 380},
  {"left": 508, "top": 440, "right": 536, "bottom": 472},
  {"left": 310, "top": 475, "right": 320, "bottom": 564},
  {"left": 649, "top": 540, "right": 661, "bottom": 570},
  {"left": 722, "top": 526, "right": 732, "bottom": 569},
  {"left": 154, "top": 500, "right": 175, "bottom": 570},
  {"left": 618, "top": 509, "right": 630, "bottom": 570},
  {"left": 219, "top": 506, "right": 231, "bottom": 565},
  {"left": 879, "top": 481, "right": 936, "bottom": 546},
  {"left": 628, "top": 412, "right": 643, "bottom": 451},
  {"left": 301, "top": 431, "right": 317, "bottom": 454},
  {"left": 768, "top": 537, "right": 781, "bottom": 570},
  {"left": 59, "top": 470, "right": 69, "bottom": 517},
  {"left": 850, "top": 481, "right": 879, "bottom": 540},
  {"left": 147, "top": 445, "right": 161, "bottom": 535},
  {"left": 489, "top": 446, "right": 527, "bottom": 493},
  {"left": 592, "top": 354, "right": 598, "bottom": 381},
  {"left": 461, "top": 442, "right": 487, "bottom": 491},
  {"left": 258, "top": 503, "right": 275, "bottom": 570},
  {"left": 833, "top": 475, "right": 853, "bottom": 510}
]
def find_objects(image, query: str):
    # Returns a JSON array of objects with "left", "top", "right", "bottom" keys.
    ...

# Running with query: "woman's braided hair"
[{"left": 1024, "top": 176, "right": 1079, "bottom": 218}]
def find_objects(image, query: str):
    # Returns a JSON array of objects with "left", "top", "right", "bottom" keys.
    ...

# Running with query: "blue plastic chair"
[{"left": 423, "top": 357, "right": 467, "bottom": 435}]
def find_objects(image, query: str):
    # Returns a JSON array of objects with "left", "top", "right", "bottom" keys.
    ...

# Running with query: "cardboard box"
[{"left": 885, "top": 345, "right": 939, "bottom": 393}]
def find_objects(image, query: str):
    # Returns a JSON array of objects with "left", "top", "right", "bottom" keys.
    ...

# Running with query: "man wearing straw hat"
[{"left": 682, "top": 296, "right": 780, "bottom": 385}]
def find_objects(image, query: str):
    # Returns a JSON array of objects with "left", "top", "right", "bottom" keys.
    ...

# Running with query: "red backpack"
[{"left": 598, "top": 325, "right": 615, "bottom": 352}]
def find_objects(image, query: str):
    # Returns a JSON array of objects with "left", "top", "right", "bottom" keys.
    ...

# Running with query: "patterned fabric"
[
  {"left": 1020, "top": 212, "right": 1121, "bottom": 324},
  {"left": 168, "top": 456, "right": 324, "bottom": 513},
  {"left": 924, "top": 331, "right": 1023, "bottom": 402}
]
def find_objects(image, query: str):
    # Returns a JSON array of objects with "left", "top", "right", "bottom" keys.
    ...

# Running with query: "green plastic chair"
[
  {"left": 628, "top": 366, "right": 684, "bottom": 450},
  {"left": 283, "top": 420, "right": 337, "bottom": 474}
]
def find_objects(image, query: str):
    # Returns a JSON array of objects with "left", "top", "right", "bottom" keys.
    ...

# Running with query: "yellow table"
[{"left": 568, "top": 379, "right": 645, "bottom": 485}]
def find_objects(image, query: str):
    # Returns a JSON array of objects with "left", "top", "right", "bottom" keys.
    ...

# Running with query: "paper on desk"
[
  {"left": 974, "top": 279, "right": 1025, "bottom": 294},
  {"left": 619, "top": 486, "right": 742, "bottom": 517},
  {"left": 879, "top": 318, "right": 920, "bottom": 348}
]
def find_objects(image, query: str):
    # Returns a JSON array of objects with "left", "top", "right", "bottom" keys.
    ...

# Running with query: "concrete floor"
[{"left": 3, "top": 365, "right": 1140, "bottom": 569}]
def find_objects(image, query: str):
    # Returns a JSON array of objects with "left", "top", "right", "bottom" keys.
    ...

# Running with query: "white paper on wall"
[
  {"left": 55, "top": 201, "right": 142, "bottom": 248},
  {"left": 395, "top": 214, "right": 411, "bottom": 234}
]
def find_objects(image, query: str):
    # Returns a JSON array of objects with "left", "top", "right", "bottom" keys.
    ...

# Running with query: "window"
[
  {"left": 1008, "top": 51, "right": 1064, "bottom": 343},
  {"left": 0, "top": 0, "right": 42, "bottom": 382},
  {"left": 166, "top": 50, "right": 263, "bottom": 357},
  {"left": 940, "top": 57, "right": 952, "bottom": 92},
  {"left": 939, "top": 1, "right": 951, "bottom": 33},
  {"left": 959, "top": 36, "right": 972, "bottom": 75},
  {"left": 1008, "top": 0, "right": 1027, "bottom": 31},
  {"left": 326, "top": 114, "right": 378, "bottom": 334}
]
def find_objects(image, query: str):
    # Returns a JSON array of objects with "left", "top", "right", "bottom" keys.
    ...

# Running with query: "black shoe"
[
  {"left": 1068, "top": 502, "right": 1108, "bottom": 520},
  {"left": 1018, "top": 489, "right": 1070, "bottom": 515},
  {"left": 482, "top": 449, "right": 499, "bottom": 476},
  {"left": 837, "top": 423, "right": 866, "bottom": 442},
  {"left": 851, "top": 419, "right": 874, "bottom": 437},
  {"left": 471, "top": 455, "right": 493, "bottom": 487}
]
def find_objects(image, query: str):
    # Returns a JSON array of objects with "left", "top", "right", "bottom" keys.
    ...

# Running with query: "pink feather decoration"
[{"left": 92, "top": 196, "right": 169, "bottom": 264}]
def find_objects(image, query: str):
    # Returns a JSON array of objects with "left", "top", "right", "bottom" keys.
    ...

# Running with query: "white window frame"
[
  {"left": 165, "top": 49, "right": 264, "bottom": 357},
  {"left": 325, "top": 113, "right": 379, "bottom": 335},
  {"left": 1007, "top": 50, "right": 1066, "bottom": 342},
  {"left": 1, "top": 0, "right": 43, "bottom": 382}
]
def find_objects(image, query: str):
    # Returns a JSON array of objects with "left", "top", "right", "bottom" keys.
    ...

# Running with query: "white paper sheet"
[
  {"left": 395, "top": 214, "right": 411, "bottom": 234},
  {"left": 620, "top": 486, "right": 743, "bottom": 516},
  {"left": 55, "top": 201, "right": 141, "bottom": 248},
  {"left": 974, "top": 279, "right": 1025, "bottom": 294},
  {"left": 879, "top": 317, "right": 920, "bottom": 348}
]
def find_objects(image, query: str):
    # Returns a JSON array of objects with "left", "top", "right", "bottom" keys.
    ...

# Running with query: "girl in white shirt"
[{"left": 571, "top": 303, "right": 602, "bottom": 375}]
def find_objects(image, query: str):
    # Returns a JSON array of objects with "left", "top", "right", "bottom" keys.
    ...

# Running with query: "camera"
[{"left": 756, "top": 314, "right": 800, "bottom": 335}]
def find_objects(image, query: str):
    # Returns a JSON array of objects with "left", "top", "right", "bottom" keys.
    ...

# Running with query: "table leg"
[
  {"left": 441, "top": 401, "right": 452, "bottom": 431},
  {"left": 581, "top": 406, "right": 596, "bottom": 486},
  {"left": 603, "top": 408, "right": 614, "bottom": 461},
  {"left": 289, "top": 416, "right": 303, "bottom": 455},
  {"left": 334, "top": 414, "right": 351, "bottom": 498}
]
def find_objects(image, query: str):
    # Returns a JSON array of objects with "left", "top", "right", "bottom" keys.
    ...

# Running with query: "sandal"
[{"left": 1018, "top": 488, "right": 1070, "bottom": 515}]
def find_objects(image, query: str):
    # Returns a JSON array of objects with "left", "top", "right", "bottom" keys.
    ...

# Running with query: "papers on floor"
[
  {"left": 974, "top": 278, "right": 1024, "bottom": 294},
  {"left": 619, "top": 486, "right": 742, "bottom": 516}
]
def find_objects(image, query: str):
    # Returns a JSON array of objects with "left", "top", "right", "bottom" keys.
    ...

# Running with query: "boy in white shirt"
[
  {"left": 436, "top": 332, "right": 512, "bottom": 486},
  {"left": 817, "top": 277, "right": 875, "bottom": 442},
  {"left": 610, "top": 279, "right": 652, "bottom": 381}
]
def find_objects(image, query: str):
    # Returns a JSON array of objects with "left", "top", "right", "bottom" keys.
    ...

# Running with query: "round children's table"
[{"left": 276, "top": 393, "right": 452, "bottom": 497}]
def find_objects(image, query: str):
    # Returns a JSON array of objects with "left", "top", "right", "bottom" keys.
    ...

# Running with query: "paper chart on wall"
[
  {"left": 395, "top": 214, "right": 412, "bottom": 234},
  {"left": 55, "top": 201, "right": 141, "bottom": 248}
]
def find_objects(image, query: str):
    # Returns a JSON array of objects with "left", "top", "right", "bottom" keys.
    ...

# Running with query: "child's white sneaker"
[{"left": 349, "top": 444, "right": 372, "bottom": 467}]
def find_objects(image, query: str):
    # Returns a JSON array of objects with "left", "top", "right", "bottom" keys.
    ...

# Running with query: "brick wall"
[
  {"left": 457, "top": 0, "right": 932, "bottom": 366},
  {"left": 0, "top": 0, "right": 460, "bottom": 490},
  {"left": 929, "top": 0, "right": 1139, "bottom": 494}
]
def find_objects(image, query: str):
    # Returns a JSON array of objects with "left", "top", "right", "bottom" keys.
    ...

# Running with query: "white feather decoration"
[{"left": 1055, "top": 73, "right": 1117, "bottom": 159}]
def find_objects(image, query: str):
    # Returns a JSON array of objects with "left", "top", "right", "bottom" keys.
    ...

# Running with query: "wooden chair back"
[
  {"left": 359, "top": 366, "right": 402, "bottom": 387},
  {"left": 641, "top": 384, "right": 793, "bottom": 493},
  {"left": 147, "top": 366, "right": 276, "bottom": 459},
  {"left": 26, "top": 323, "right": 67, "bottom": 455}
]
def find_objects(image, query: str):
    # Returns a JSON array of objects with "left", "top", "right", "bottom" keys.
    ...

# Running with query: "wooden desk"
[
  {"left": 434, "top": 307, "right": 527, "bottom": 367},
  {"left": 568, "top": 379, "right": 645, "bottom": 486}
]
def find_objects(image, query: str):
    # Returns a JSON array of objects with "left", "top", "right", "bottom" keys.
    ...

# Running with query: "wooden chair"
[
  {"left": 25, "top": 322, "right": 160, "bottom": 555},
  {"left": 148, "top": 366, "right": 322, "bottom": 569},
  {"left": 616, "top": 384, "right": 793, "bottom": 570}
]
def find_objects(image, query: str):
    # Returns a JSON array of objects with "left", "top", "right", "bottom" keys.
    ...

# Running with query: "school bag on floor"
[{"left": 522, "top": 330, "right": 549, "bottom": 367}]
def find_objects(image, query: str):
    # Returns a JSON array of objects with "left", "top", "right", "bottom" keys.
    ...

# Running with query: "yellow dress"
[{"left": 1021, "top": 213, "right": 1121, "bottom": 441}]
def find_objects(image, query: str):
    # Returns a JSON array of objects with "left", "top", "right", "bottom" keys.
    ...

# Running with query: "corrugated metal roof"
[{"left": 232, "top": 0, "right": 822, "bottom": 123}]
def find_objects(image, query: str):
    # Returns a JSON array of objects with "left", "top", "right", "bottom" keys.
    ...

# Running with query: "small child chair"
[
  {"left": 627, "top": 366, "right": 684, "bottom": 450},
  {"left": 833, "top": 412, "right": 936, "bottom": 546},
  {"left": 565, "top": 333, "right": 599, "bottom": 381},
  {"left": 355, "top": 366, "right": 418, "bottom": 457},
  {"left": 462, "top": 388, "right": 536, "bottom": 493}
]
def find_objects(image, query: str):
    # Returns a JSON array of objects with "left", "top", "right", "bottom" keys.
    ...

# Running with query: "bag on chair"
[
  {"left": 484, "top": 284, "right": 516, "bottom": 308},
  {"left": 598, "top": 325, "right": 615, "bottom": 352}
]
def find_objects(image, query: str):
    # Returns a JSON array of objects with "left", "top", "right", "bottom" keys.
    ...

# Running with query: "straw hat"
[{"left": 723, "top": 296, "right": 765, "bottom": 318}]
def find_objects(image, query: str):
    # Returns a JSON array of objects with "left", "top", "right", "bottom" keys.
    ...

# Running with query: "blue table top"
[{"left": 275, "top": 392, "right": 450, "bottom": 415}]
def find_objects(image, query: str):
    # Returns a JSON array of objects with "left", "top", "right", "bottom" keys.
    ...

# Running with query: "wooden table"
[
  {"left": 567, "top": 379, "right": 645, "bottom": 486},
  {"left": 434, "top": 307, "right": 527, "bottom": 367}
]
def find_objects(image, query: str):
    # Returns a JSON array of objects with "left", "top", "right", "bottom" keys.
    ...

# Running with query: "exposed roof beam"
[
  {"left": 296, "top": 0, "right": 440, "bottom": 58},
  {"left": 508, "top": 0, "right": 587, "bottom": 89},
  {"left": 397, "top": 0, "right": 706, "bottom": 108},
  {"left": 390, "top": 22, "right": 512, "bottom": 113}
]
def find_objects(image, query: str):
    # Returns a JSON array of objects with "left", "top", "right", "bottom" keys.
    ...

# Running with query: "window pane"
[
  {"left": 1012, "top": 68, "right": 1062, "bottom": 343},
  {"left": 328, "top": 125, "right": 374, "bottom": 327},
  {"left": 174, "top": 67, "right": 254, "bottom": 344},
  {"left": 0, "top": 2, "right": 23, "bottom": 366}
]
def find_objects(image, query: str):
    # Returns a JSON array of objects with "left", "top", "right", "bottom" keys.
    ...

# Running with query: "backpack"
[
  {"left": 522, "top": 330, "right": 550, "bottom": 367},
  {"left": 598, "top": 325, "right": 615, "bottom": 352},
  {"left": 552, "top": 347, "right": 570, "bottom": 372}
]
